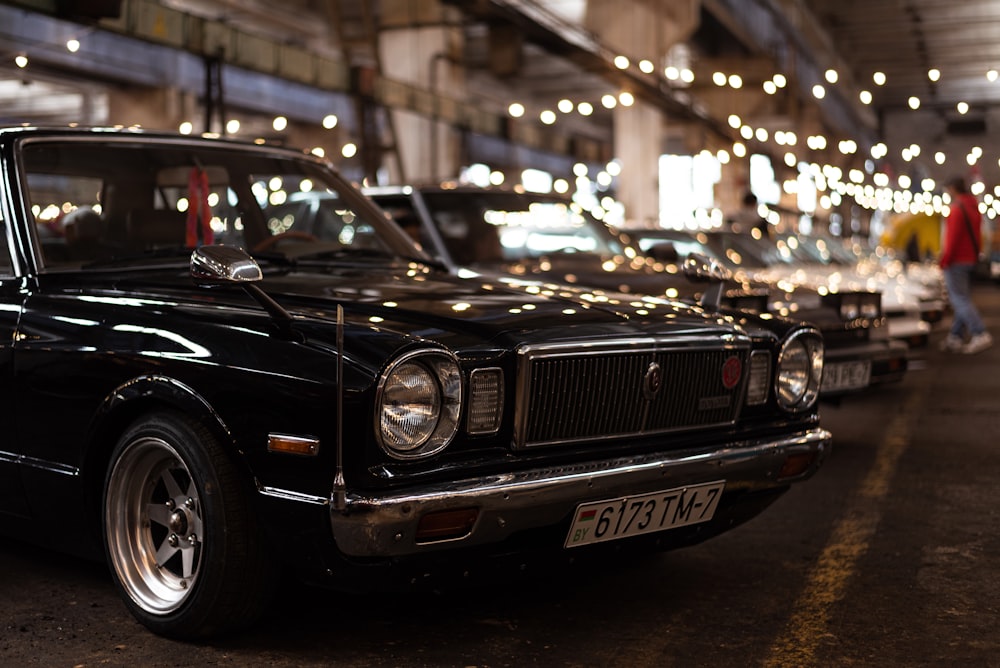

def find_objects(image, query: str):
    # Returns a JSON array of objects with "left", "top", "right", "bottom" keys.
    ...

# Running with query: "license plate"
[
  {"left": 821, "top": 360, "right": 871, "bottom": 392},
  {"left": 564, "top": 481, "right": 725, "bottom": 548}
]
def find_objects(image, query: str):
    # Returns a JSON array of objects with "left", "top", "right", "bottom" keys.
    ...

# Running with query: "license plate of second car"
[
  {"left": 821, "top": 360, "right": 871, "bottom": 392},
  {"left": 564, "top": 480, "right": 725, "bottom": 548}
]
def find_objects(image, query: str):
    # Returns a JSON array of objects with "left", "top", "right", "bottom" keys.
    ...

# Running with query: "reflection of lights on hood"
[
  {"left": 601, "top": 260, "right": 617, "bottom": 272},
  {"left": 451, "top": 302, "right": 471, "bottom": 312},
  {"left": 369, "top": 316, "right": 384, "bottom": 323},
  {"left": 382, "top": 301, "right": 398, "bottom": 308},
  {"left": 80, "top": 296, "right": 174, "bottom": 308},
  {"left": 54, "top": 316, "right": 100, "bottom": 327},
  {"left": 112, "top": 324, "right": 210, "bottom": 358},
  {"left": 562, "top": 308, "right": 576, "bottom": 315}
]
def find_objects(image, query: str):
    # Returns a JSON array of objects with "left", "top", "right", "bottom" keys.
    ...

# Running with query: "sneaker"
[
  {"left": 940, "top": 334, "right": 965, "bottom": 352},
  {"left": 964, "top": 332, "right": 993, "bottom": 354}
]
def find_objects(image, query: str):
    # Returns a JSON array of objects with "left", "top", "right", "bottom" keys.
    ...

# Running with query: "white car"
[{"left": 706, "top": 231, "right": 932, "bottom": 348}]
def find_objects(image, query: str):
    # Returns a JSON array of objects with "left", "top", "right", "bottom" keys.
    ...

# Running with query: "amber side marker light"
[
  {"left": 267, "top": 433, "right": 320, "bottom": 456},
  {"left": 416, "top": 508, "right": 479, "bottom": 543},
  {"left": 778, "top": 452, "right": 817, "bottom": 480}
]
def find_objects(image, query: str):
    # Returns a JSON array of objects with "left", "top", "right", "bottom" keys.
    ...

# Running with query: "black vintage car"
[
  {"left": 363, "top": 184, "right": 906, "bottom": 398},
  {"left": 0, "top": 127, "right": 830, "bottom": 639}
]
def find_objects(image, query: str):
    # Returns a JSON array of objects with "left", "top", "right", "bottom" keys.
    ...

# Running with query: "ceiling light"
[
  {"left": 763, "top": 81, "right": 778, "bottom": 94},
  {"left": 322, "top": 114, "right": 338, "bottom": 129},
  {"left": 812, "top": 84, "right": 826, "bottom": 99},
  {"left": 988, "top": 69, "right": 999, "bottom": 82},
  {"left": 558, "top": 99, "right": 574, "bottom": 113},
  {"left": 859, "top": 90, "right": 873, "bottom": 105},
  {"left": 601, "top": 94, "right": 617, "bottom": 109},
  {"left": 873, "top": 72, "right": 886, "bottom": 85},
  {"left": 907, "top": 96, "right": 920, "bottom": 110},
  {"left": 928, "top": 68, "right": 940, "bottom": 82},
  {"left": 272, "top": 116, "right": 288, "bottom": 131},
  {"left": 727, "top": 114, "right": 742, "bottom": 128},
  {"left": 66, "top": 39, "right": 80, "bottom": 53},
  {"left": 825, "top": 69, "right": 838, "bottom": 84},
  {"left": 577, "top": 102, "right": 593, "bottom": 116},
  {"left": 957, "top": 101, "right": 969, "bottom": 114},
  {"left": 728, "top": 74, "right": 743, "bottom": 88},
  {"left": 539, "top": 110, "right": 556, "bottom": 125},
  {"left": 614, "top": 55, "right": 630, "bottom": 70},
  {"left": 935, "top": 152, "right": 946, "bottom": 165},
  {"left": 773, "top": 73, "right": 787, "bottom": 88},
  {"left": 618, "top": 92, "right": 635, "bottom": 106},
  {"left": 712, "top": 72, "right": 727, "bottom": 86},
  {"left": 639, "top": 59, "right": 654, "bottom": 74},
  {"left": 14, "top": 54, "right": 27, "bottom": 68},
  {"left": 508, "top": 103, "right": 525, "bottom": 118}
]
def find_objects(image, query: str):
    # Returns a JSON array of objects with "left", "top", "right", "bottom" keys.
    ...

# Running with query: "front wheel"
[{"left": 102, "top": 412, "right": 274, "bottom": 639}]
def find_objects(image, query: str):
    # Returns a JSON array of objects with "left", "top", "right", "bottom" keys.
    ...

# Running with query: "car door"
[{"left": 0, "top": 211, "right": 27, "bottom": 516}]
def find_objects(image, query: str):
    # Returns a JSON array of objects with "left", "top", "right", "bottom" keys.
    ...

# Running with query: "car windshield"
[
  {"left": 21, "top": 139, "right": 420, "bottom": 271},
  {"left": 418, "top": 191, "right": 626, "bottom": 266}
]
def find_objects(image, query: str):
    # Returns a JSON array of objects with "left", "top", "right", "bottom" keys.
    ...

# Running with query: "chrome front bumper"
[{"left": 327, "top": 427, "right": 832, "bottom": 558}]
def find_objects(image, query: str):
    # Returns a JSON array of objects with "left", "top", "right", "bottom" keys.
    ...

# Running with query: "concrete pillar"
[
  {"left": 583, "top": 0, "right": 701, "bottom": 226},
  {"left": 107, "top": 87, "right": 186, "bottom": 132},
  {"left": 379, "top": 0, "right": 465, "bottom": 183}
]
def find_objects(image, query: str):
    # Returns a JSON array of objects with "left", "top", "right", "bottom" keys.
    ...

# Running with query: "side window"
[{"left": 25, "top": 172, "right": 107, "bottom": 266}]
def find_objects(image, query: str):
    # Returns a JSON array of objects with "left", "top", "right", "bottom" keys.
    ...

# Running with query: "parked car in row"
[
  {"left": 0, "top": 127, "right": 831, "bottom": 639},
  {"left": 679, "top": 229, "right": 934, "bottom": 348},
  {"left": 628, "top": 228, "right": 911, "bottom": 392},
  {"left": 362, "top": 184, "right": 905, "bottom": 399}
]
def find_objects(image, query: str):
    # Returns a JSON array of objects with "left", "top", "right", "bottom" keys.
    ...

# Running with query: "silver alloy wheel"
[{"left": 105, "top": 435, "right": 204, "bottom": 615}]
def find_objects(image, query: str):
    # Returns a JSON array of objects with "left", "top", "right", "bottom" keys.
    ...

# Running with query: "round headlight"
[
  {"left": 776, "top": 331, "right": 823, "bottom": 411},
  {"left": 376, "top": 351, "right": 461, "bottom": 459}
]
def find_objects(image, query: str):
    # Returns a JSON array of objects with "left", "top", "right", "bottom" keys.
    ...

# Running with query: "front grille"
[{"left": 513, "top": 339, "right": 750, "bottom": 448}]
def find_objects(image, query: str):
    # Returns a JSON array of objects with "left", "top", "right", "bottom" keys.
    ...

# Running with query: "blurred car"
[
  {"left": 364, "top": 185, "right": 903, "bottom": 398},
  {"left": 672, "top": 229, "right": 933, "bottom": 348},
  {"left": 630, "top": 228, "right": 910, "bottom": 393},
  {"left": 0, "top": 127, "right": 831, "bottom": 639},
  {"left": 794, "top": 231, "right": 946, "bottom": 325}
]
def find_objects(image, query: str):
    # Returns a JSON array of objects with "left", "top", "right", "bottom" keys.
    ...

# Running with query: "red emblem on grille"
[{"left": 722, "top": 356, "right": 741, "bottom": 389}]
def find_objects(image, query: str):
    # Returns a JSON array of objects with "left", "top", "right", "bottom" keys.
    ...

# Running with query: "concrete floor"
[{"left": 2, "top": 282, "right": 998, "bottom": 667}]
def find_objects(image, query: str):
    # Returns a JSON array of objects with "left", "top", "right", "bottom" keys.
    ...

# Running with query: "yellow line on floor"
[{"left": 762, "top": 384, "right": 927, "bottom": 668}]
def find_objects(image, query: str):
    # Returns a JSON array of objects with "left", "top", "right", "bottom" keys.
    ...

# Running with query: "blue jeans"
[{"left": 944, "top": 263, "right": 986, "bottom": 338}]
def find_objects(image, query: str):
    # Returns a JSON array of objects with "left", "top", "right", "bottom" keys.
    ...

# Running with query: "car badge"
[
  {"left": 722, "top": 356, "right": 742, "bottom": 390},
  {"left": 643, "top": 362, "right": 663, "bottom": 400}
]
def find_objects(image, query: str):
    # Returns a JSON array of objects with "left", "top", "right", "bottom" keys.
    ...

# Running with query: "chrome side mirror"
[
  {"left": 682, "top": 253, "right": 732, "bottom": 311},
  {"left": 190, "top": 245, "right": 263, "bottom": 285}
]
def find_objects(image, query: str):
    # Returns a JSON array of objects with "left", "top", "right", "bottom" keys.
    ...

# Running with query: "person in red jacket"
[{"left": 939, "top": 176, "right": 992, "bottom": 353}]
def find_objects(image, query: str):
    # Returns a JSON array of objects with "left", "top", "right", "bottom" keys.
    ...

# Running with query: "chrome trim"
[
  {"left": 776, "top": 328, "right": 824, "bottom": 412},
  {"left": 260, "top": 486, "right": 328, "bottom": 505},
  {"left": 466, "top": 367, "right": 504, "bottom": 435},
  {"left": 327, "top": 427, "right": 832, "bottom": 558},
  {"left": 746, "top": 350, "right": 772, "bottom": 405},
  {"left": 373, "top": 348, "right": 463, "bottom": 460},
  {"left": 513, "top": 335, "right": 751, "bottom": 449}
]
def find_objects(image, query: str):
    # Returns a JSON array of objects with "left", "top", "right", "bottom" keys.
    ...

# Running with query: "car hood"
[{"left": 100, "top": 263, "right": 747, "bottom": 352}]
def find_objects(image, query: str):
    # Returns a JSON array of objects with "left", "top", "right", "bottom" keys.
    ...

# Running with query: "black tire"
[{"left": 102, "top": 411, "right": 275, "bottom": 639}]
